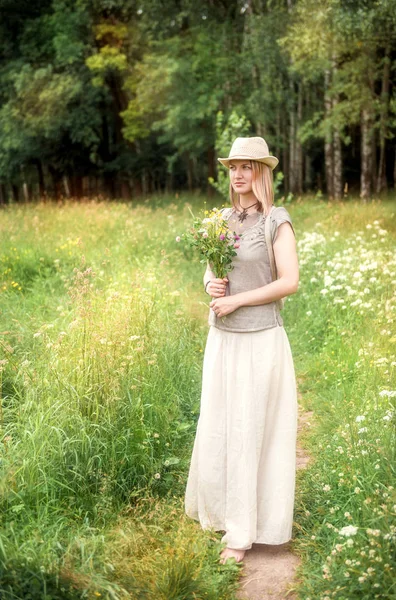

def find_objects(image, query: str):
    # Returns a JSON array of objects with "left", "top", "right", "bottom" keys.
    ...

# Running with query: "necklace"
[{"left": 236, "top": 201, "right": 259, "bottom": 223}]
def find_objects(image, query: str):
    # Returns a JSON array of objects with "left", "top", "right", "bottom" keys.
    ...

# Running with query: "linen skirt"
[{"left": 184, "top": 323, "right": 298, "bottom": 550}]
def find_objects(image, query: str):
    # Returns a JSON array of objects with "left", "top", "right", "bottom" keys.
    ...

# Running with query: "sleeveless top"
[{"left": 208, "top": 205, "right": 295, "bottom": 333}]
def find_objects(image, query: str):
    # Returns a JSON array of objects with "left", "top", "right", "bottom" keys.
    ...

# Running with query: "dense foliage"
[{"left": 0, "top": 0, "right": 395, "bottom": 202}]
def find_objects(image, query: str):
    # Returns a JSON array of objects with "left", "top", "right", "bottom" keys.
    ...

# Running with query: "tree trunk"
[
  {"left": 0, "top": 184, "right": 6, "bottom": 205},
  {"left": 288, "top": 78, "right": 296, "bottom": 193},
  {"left": 296, "top": 81, "right": 303, "bottom": 194},
  {"left": 331, "top": 51, "right": 342, "bottom": 200},
  {"left": 35, "top": 159, "right": 46, "bottom": 198},
  {"left": 304, "top": 86, "right": 312, "bottom": 191},
  {"left": 333, "top": 129, "right": 342, "bottom": 200},
  {"left": 376, "top": 45, "right": 390, "bottom": 194},
  {"left": 324, "top": 69, "right": 334, "bottom": 200},
  {"left": 141, "top": 170, "right": 148, "bottom": 195},
  {"left": 275, "top": 107, "right": 281, "bottom": 163},
  {"left": 20, "top": 166, "right": 29, "bottom": 203},
  {"left": 63, "top": 176, "right": 71, "bottom": 198},
  {"left": 360, "top": 108, "right": 374, "bottom": 201}
]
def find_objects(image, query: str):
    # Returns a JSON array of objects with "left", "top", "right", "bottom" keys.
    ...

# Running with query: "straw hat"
[{"left": 217, "top": 136, "right": 279, "bottom": 170}]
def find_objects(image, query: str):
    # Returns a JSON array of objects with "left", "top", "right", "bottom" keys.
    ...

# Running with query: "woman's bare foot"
[{"left": 219, "top": 547, "right": 246, "bottom": 564}]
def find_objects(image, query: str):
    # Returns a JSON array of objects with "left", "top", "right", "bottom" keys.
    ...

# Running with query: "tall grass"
[
  {"left": 0, "top": 194, "right": 394, "bottom": 598},
  {"left": 287, "top": 200, "right": 396, "bottom": 600}
]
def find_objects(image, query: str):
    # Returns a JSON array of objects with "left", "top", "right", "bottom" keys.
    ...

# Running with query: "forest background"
[{"left": 1, "top": 0, "right": 396, "bottom": 203}]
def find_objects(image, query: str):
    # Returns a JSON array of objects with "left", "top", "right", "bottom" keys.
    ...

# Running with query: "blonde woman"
[{"left": 184, "top": 137, "right": 299, "bottom": 564}]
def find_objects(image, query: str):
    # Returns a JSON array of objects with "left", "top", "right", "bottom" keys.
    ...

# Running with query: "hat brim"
[{"left": 217, "top": 155, "right": 279, "bottom": 170}]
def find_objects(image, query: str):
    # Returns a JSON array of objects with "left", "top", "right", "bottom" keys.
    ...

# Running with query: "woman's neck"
[{"left": 238, "top": 192, "right": 259, "bottom": 209}]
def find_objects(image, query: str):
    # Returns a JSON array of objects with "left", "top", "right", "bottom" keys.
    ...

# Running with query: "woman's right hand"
[{"left": 206, "top": 277, "right": 228, "bottom": 298}]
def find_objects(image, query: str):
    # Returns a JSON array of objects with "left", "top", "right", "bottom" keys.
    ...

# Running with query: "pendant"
[{"left": 238, "top": 209, "right": 249, "bottom": 223}]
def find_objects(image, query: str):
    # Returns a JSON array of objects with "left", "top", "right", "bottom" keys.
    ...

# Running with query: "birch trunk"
[
  {"left": 360, "top": 108, "right": 374, "bottom": 201},
  {"left": 333, "top": 128, "right": 342, "bottom": 200}
]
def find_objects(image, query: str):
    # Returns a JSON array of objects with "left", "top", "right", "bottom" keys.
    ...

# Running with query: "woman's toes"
[{"left": 219, "top": 547, "right": 246, "bottom": 564}]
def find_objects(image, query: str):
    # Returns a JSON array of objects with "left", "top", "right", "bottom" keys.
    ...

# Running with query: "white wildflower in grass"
[
  {"left": 367, "top": 529, "right": 381, "bottom": 537},
  {"left": 323, "top": 484, "right": 331, "bottom": 492},
  {"left": 339, "top": 525, "right": 358, "bottom": 537},
  {"left": 306, "top": 310, "right": 312, "bottom": 316},
  {"left": 379, "top": 390, "right": 396, "bottom": 398},
  {"left": 346, "top": 538, "right": 354, "bottom": 547},
  {"left": 154, "top": 473, "right": 161, "bottom": 479},
  {"left": 354, "top": 487, "right": 361, "bottom": 494},
  {"left": 358, "top": 427, "right": 368, "bottom": 434},
  {"left": 355, "top": 415, "right": 366, "bottom": 422},
  {"left": 350, "top": 298, "right": 363, "bottom": 306}
]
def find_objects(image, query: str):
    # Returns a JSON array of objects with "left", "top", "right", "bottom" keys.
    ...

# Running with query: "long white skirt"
[{"left": 184, "top": 323, "right": 298, "bottom": 550}]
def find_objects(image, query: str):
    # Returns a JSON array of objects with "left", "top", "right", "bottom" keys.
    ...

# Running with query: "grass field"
[{"left": 0, "top": 194, "right": 395, "bottom": 599}]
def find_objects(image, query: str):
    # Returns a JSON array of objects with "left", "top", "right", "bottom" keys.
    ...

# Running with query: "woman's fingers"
[{"left": 207, "top": 277, "right": 228, "bottom": 298}]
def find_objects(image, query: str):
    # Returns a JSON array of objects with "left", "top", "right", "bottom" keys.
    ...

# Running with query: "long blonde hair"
[{"left": 229, "top": 160, "right": 274, "bottom": 215}]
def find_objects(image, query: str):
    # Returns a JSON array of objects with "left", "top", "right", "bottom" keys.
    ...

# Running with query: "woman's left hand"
[{"left": 210, "top": 296, "right": 240, "bottom": 318}]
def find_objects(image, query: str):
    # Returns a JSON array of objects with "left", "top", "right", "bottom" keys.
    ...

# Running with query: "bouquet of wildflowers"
[{"left": 176, "top": 207, "right": 240, "bottom": 279}]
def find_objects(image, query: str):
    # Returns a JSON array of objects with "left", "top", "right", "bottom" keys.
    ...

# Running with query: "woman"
[{"left": 184, "top": 136, "right": 299, "bottom": 565}]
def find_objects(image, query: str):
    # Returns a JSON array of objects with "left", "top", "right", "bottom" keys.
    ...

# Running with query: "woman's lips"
[{"left": 235, "top": 183, "right": 245, "bottom": 186}]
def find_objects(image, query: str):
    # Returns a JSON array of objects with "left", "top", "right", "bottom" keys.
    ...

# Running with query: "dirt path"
[{"left": 236, "top": 388, "right": 313, "bottom": 600}]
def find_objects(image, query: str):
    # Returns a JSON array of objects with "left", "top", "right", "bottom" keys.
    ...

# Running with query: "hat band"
[{"left": 227, "top": 153, "right": 272, "bottom": 159}]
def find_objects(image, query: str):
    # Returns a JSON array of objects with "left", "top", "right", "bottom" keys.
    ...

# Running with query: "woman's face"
[{"left": 229, "top": 160, "right": 253, "bottom": 194}]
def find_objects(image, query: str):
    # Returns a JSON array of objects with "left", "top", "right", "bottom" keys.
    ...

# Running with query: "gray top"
[{"left": 208, "top": 205, "right": 295, "bottom": 333}]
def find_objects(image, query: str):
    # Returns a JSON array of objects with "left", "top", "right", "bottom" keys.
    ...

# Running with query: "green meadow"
[{"left": 0, "top": 195, "right": 395, "bottom": 600}]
